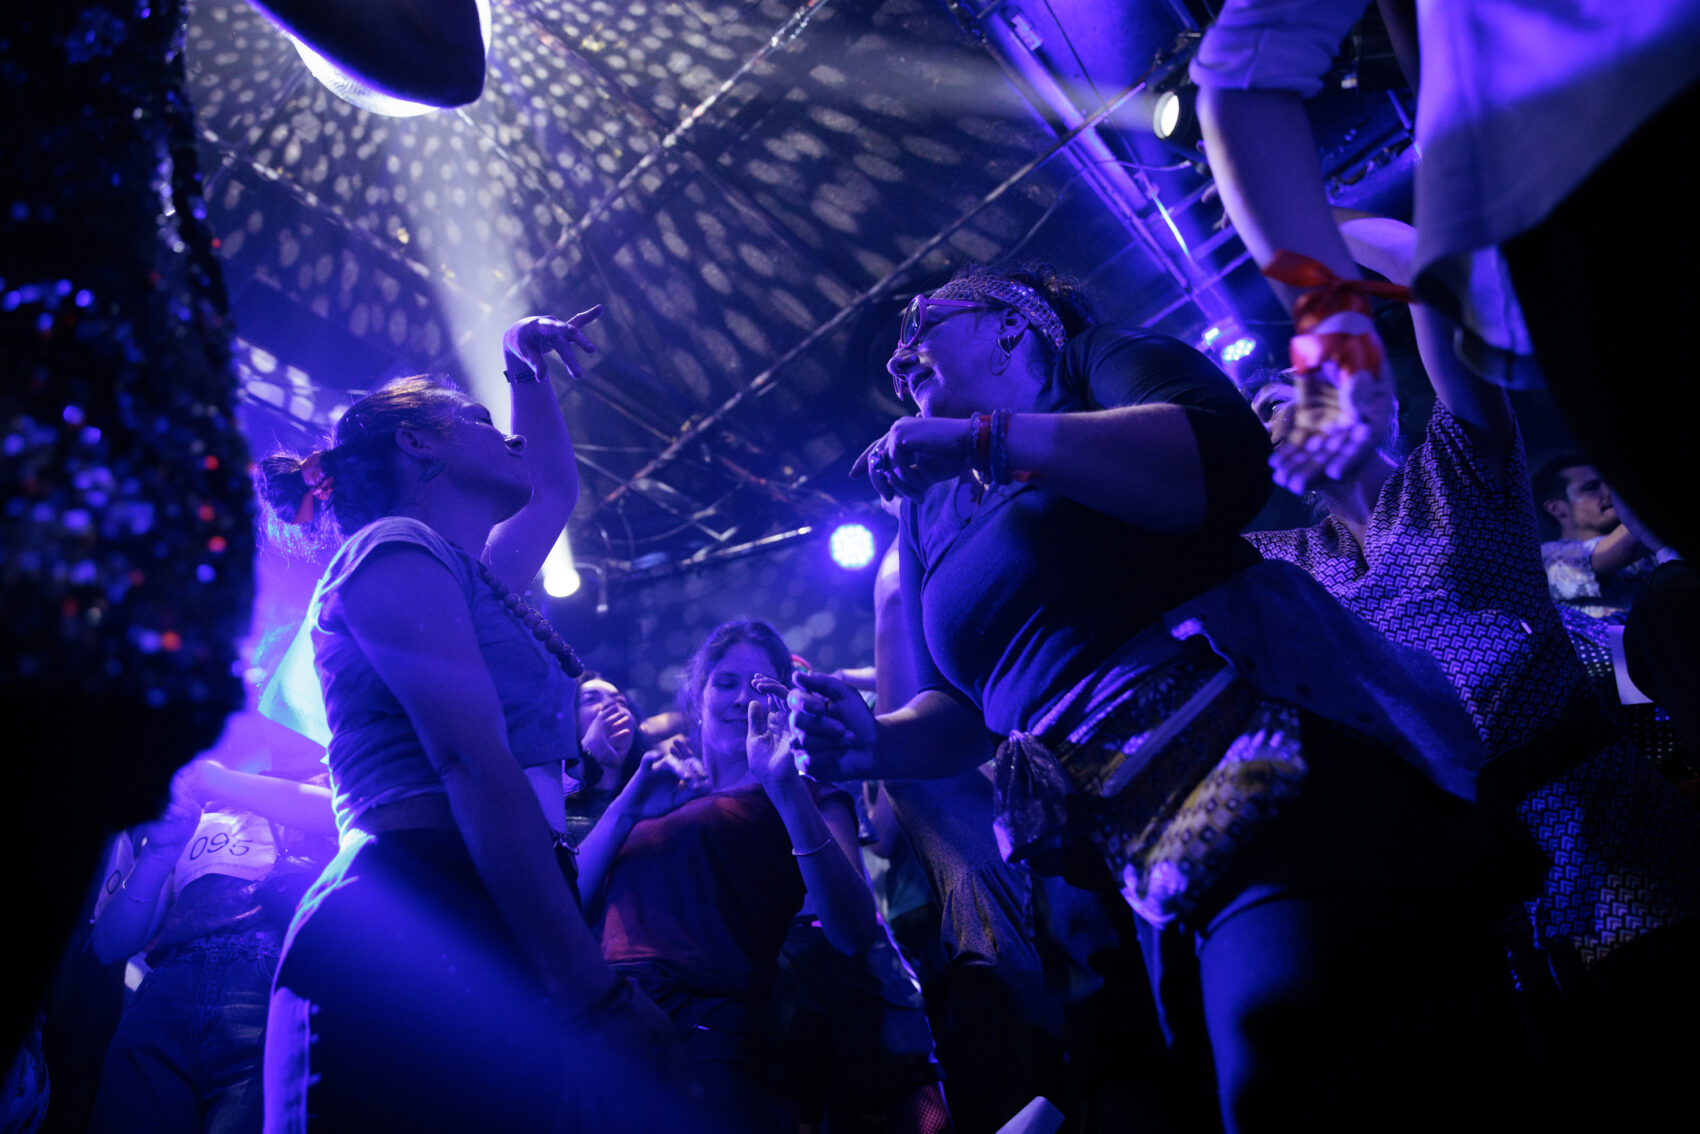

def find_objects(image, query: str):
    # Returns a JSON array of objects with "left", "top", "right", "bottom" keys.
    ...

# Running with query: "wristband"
[{"left": 504, "top": 363, "right": 540, "bottom": 384}]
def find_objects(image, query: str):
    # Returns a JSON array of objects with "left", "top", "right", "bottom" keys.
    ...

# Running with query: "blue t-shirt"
[
  {"left": 901, "top": 325, "right": 1271, "bottom": 735},
  {"left": 309, "top": 517, "right": 574, "bottom": 832}
]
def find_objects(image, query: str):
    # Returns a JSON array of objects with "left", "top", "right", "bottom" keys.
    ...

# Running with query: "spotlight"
[
  {"left": 1199, "top": 320, "right": 1266, "bottom": 381},
  {"left": 829, "top": 523, "right": 877, "bottom": 570},
  {"left": 1151, "top": 85, "right": 1204, "bottom": 161},
  {"left": 543, "top": 565, "right": 581, "bottom": 599},
  {"left": 1153, "top": 90, "right": 1186, "bottom": 140},
  {"left": 1200, "top": 319, "right": 1259, "bottom": 361},
  {"left": 290, "top": 0, "right": 493, "bottom": 117},
  {"left": 541, "top": 532, "right": 581, "bottom": 597}
]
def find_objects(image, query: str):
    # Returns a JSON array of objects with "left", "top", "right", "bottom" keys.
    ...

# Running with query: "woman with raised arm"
[
  {"left": 788, "top": 262, "right": 1510, "bottom": 1131},
  {"left": 253, "top": 311, "right": 685, "bottom": 1132},
  {"left": 573, "top": 620, "right": 879, "bottom": 1133}
]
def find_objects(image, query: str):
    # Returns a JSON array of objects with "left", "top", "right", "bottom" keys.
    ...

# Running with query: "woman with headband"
[
  {"left": 252, "top": 310, "right": 687, "bottom": 1132},
  {"left": 789, "top": 262, "right": 1511, "bottom": 1130}
]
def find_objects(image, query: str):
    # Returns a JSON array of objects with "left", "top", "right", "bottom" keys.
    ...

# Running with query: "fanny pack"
[{"left": 994, "top": 631, "right": 1309, "bottom": 927}]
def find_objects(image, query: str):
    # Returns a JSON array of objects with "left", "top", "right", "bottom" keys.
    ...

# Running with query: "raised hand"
[
  {"left": 785, "top": 670, "right": 877, "bottom": 782},
  {"left": 502, "top": 306, "right": 604, "bottom": 382},
  {"left": 581, "top": 700, "right": 635, "bottom": 767},
  {"left": 1267, "top": 358, "right": 1393, "bottom": 491},
  {"left": 620, "top": 742, "right": 710, "bottom": 821},
  {"left": 747, "top": 675, "right": 804, "bottom": 785},
  {"left": 852, "top": 416, "right": 972, "bottom": 502},
  {"left": 1262, "top": 251, "right": 1410, "bottom": 493}
]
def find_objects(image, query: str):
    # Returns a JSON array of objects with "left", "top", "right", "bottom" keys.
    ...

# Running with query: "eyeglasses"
[{"left": 889, "top": 295, "right": 987, "bottom": 401}]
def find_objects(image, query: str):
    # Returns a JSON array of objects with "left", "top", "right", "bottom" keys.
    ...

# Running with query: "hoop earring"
[
  {"left": 418, "top": 458, "right": 446, "bottom": 485},
  {"left": 989, "top": 329, "right": 1024, "bottom": 375}
]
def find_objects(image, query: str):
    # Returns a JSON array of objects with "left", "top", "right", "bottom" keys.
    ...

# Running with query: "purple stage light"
[{"left": 829, "top": 523, "right": 877, "bottom": 570}]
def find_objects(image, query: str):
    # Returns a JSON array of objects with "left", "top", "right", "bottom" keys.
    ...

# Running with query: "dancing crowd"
[{"left": 7, "top": 2, "right": 1700, "bottom": 1133}]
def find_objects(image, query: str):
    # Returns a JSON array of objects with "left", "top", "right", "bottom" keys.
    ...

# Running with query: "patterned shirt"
[
  {"left": 1555, "top": 604, "right": 1697, "bottom": 782},
  {"left": 1540, "top": 537, "right": 1657, "bottom": 618},
  {"left": 1249, "top": 404, "right": 1700, "bottom": 971},
  {"left": 1247, "top": 404, "right": 1592, "bottom": 757}
]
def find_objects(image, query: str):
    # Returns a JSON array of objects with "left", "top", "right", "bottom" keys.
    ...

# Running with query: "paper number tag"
[{"left": 172, "top": 811, "right": 277, "bottom": 893}]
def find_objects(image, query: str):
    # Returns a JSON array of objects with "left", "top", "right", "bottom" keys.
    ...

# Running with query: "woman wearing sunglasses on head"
[{"left": 789, "top": 262, "right": 1514, "bottom": 1131}]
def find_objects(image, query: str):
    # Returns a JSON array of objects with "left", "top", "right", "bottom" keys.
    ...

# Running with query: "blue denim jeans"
[{"left": 90, "top": 929, "right": 281, "bottom": 1134}]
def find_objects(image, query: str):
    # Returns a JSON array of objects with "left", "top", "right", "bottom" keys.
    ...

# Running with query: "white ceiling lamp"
[{"left": 291, "top": 1, "right": 493, "bottom": 118}]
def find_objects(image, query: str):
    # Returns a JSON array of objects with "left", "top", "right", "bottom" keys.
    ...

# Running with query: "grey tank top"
[{"left": 309, "top": 517, "right": 574, "bottom": 832}]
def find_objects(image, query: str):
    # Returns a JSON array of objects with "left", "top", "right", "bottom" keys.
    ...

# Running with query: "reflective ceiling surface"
[{"left": 192, "top": 0, "right": 1412, "bottom": 582}]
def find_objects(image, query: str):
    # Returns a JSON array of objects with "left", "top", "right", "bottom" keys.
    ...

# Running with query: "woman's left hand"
[
  {"left": 502, "top": 307, "right": 604, "bottom": 381},
  {"left": 748, "top": 676, "right": 805, "bottom": 786},
  {"left": 852, "top": 417, "right": 972, "bottom": 501}
]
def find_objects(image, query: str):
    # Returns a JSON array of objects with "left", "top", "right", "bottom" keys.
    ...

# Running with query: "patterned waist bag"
[{"left": 994, "top": 631, "right": 1309, "bottom": 928}]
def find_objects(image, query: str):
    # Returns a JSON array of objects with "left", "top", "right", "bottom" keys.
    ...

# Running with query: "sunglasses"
[
  {"left": 899, "top": 294, "right": 986, "bottom": 347},
  {"left": 890, "top": 295, "right": 987, "bottom": 400}
]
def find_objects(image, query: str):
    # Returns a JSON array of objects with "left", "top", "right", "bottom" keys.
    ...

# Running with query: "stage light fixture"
[
  {"left": 1222, "top": 336, "right": 1259, "bottom": 364},
  {"left": 1152, "top": 85, "right": 1204, "bottom": 161},
  {"left": 829, "top": 523, "right": 877, "bottom": 570}
]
